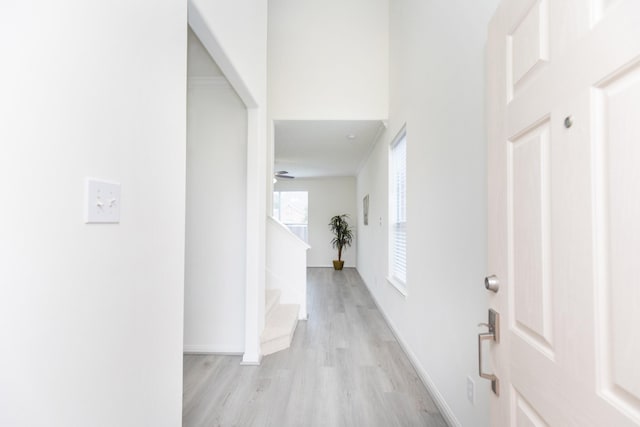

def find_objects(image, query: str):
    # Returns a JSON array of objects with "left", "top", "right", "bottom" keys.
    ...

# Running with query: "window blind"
[{"left": 390, "top": 132, "right": 407, "bottom": 284}]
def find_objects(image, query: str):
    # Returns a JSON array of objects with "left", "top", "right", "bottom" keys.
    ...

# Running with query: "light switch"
[{"left": 85, "top": 178, "right": 121, "bottom": 223}]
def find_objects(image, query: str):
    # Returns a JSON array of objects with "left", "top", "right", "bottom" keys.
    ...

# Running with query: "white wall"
[
  {"left": 0, "top": 1, "right": 186, "bottom": 426},
  {"left": 187, "top": 28, "right": 223, "bottom": 77},
  {"left": 266, "top": 217, "right": 310, "bottom": 319},
  {"left": 268, "top": 0, "right": 388, "bottom": 120},
  {"left": 187, "top": 0, "right": 268, "bottom": 365},
  {"left": 275, "top": 178, "right": 357, "bottom": 268},
  {"left": 356, "top": 1, "right": 500, "bottom": 426},
  {"left": 184, "top": 31, "right": 247, "bottom": 354},
  {"left": 189, "top": 0, "right": 268, "bottom": 107}
]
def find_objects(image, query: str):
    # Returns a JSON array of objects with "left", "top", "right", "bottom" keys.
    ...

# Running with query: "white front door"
[{"left": 486, "top": 1, "right": 640, "bottom": 425}]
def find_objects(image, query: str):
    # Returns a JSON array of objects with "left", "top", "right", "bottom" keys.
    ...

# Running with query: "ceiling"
[{"left": 274, "top": 120, "right": 386, "bottom": 179}]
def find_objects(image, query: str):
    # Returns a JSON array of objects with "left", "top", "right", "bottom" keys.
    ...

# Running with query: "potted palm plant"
[{"left": 328, "top": 214, "right": 353, "bottom": 270}]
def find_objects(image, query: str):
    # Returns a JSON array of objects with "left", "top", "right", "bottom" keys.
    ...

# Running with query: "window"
[
  {"left": 273, "top": 191, "right": 309, "bottom": 242},
  {"left": 389, "top": 127, "right": 407, "bottom": 293}
]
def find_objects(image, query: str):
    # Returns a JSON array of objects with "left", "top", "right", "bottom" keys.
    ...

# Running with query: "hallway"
[{"left": 183, "top": 268, "right": 447, "bottom": 426}]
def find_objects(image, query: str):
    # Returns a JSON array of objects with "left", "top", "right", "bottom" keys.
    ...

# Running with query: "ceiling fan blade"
[{"left": 275, "top": 170, "right": 295, "bottom": 179}]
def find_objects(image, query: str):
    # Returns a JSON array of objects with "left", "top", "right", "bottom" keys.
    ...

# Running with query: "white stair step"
[
  {"left": 262, "top": 303, "right": 298, "bottom": 342},
  {"left": 265, "top": 289, "right": 281, "bottom": 320},
  {"left": 261, "top": 303, "right": 299, "bottom": 356}
]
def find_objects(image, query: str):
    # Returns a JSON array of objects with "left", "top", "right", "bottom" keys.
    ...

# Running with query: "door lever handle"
[{"left": 477, "top": 309, "right": 500, "bottom": 396}]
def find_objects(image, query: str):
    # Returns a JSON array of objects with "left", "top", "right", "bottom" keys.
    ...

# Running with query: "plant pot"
[{"left": 333, "top": 260, "right": 344, "bottom": 270}]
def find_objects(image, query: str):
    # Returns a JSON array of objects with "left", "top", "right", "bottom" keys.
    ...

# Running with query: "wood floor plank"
[{"left": 183, "top": 267, "right": 448, "bottom": 426}]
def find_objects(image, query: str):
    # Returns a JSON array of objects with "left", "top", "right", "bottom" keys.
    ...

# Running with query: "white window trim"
[
  {"left": 388, "top": 125, "right": 407, "bottom": 296},
  {"left": 387, "top": 275, "right": 408, "bottom": 297}
]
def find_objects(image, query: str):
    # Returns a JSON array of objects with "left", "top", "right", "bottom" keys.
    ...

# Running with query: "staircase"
[
  {"left": 263, "top": 217, "right": 309, "bottom": 357},
  {"left": 261, "top": 289, "right": 299, "bottom": 356}
]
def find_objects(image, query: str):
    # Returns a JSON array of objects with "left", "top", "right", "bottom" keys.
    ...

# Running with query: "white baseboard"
[
  {"left": 359, "top": 272, "right": 461, "bottom": 427},
  {"left": 183, "top": 345, "right": 243, "bottom": 355},
  {"left": 240, "top": 352, "right": 262, "bottom": 366}
]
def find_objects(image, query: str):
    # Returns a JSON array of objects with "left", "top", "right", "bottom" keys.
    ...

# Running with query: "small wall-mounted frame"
[{"left": 363, "top": 194, "right": 369, "bottom": 225}]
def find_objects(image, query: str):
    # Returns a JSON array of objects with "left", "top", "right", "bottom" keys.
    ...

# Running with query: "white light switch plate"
[{"left": 85, "top": 178, "right": 121, "bottom": 223}]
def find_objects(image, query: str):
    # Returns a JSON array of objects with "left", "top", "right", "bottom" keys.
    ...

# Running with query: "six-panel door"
[{"left": 487, "top": 1, "right": 640, "bottom": 425}]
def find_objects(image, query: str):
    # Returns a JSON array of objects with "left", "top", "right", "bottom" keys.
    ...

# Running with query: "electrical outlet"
[{"left": 466, "top": 376, "right": 475, "bottom": 404}]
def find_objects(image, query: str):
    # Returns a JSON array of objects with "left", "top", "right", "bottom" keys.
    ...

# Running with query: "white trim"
[
  {"left": 183, "top": 345, "right": 243, "bottom": 355},
  {"left": 267, "top": 216, "right": 311, "bottom": 250},
  {"left": 388, "top": 124, "right": 408, "bottom": 285},
  {"left": 187, "top": 1, "right": 258, "bottom": 108},
  {"left": 243, "top": 107, "right": 266, "bottom": 366},
  {"left": 240, "top": 353, "right": 263, "bottom": 366},
  {"left": 187, "top": 76, "right": 229, "bottom": 88},
  {"left": 187, "top": 3, "right": 267, "bottom": 368},
  {"left": 386, "top": 275, "right": 408, "bottom": 297},
  {"left": 362, "top": 272, "right": 459, "bottom": 427},
  {"left": 389, "top": 124, "right": 407, "bottom": 149}
]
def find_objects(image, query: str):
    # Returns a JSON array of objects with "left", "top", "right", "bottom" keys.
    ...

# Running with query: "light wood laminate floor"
[{"left": 183, "top": 268, "right": 448, "bottom": 427}]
